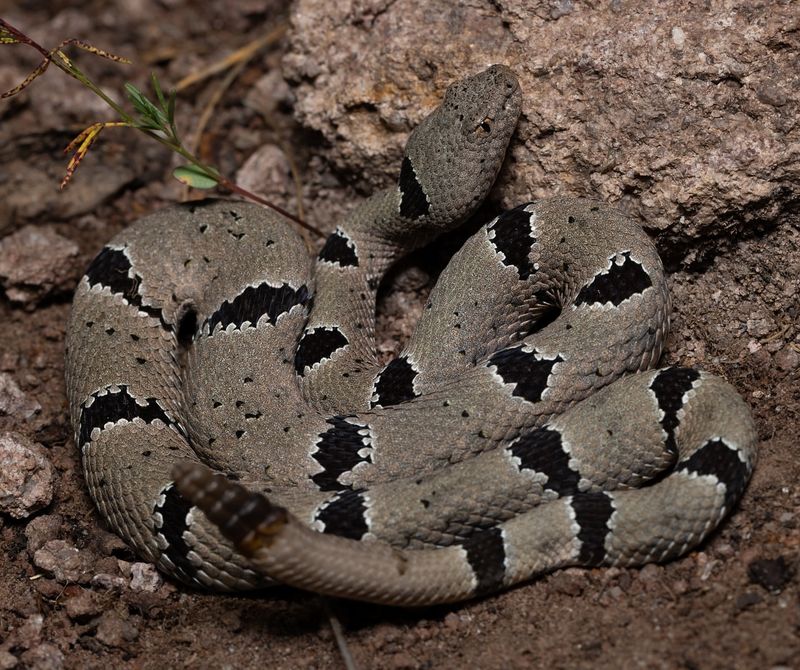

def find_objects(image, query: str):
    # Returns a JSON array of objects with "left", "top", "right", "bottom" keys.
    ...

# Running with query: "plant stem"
[{"left": 0, "top": 17, "right": 325, "bottom": 239}]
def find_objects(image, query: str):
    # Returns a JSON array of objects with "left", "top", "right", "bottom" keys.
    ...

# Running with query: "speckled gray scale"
[{"left": 67, "top": 66, "right": 757, "bottom": 604}]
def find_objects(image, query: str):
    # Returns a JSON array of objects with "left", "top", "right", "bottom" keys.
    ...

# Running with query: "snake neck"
[{"left": 298, "top": 188, "right": 418, "bottom": 414}]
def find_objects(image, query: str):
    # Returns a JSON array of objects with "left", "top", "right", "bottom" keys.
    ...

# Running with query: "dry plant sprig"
[{"left": 0, "top": 17, "right": 322, "bottom": 238}]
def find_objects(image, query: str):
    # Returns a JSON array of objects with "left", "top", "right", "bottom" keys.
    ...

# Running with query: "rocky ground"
[{"left": 0, "top": 1, "right": 798, "bottom": 668}]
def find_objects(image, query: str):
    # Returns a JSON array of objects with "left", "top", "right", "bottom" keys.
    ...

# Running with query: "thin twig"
[
  {"left": 284, "top": 139, "right": 306, "bottom": 222},
  {"left": 175, "top": 25, "right": 312, "bottom": 227},
  {"left": 180, "top": 57, "right": 317, "bottom": 241},
  {"left": 321, "top": 598, "right": 359, "bottom": 670},
  {"left": 252, "top": 97, "right": 308, "bottom": 235},
  {"left": 218, "top": 175, "right": 321, "bottom": 236},
  {"left": 274, "top": 134, "right": 310, "bottom": 247},
  {"left": 0, "top": 17, "right": 325, "bottom": 238},
  {"left": 175, "top": 24, "right": 286, "bottom": 92},
  {"left": 181, "top": 57, "right": 249, "bottom": 202}
]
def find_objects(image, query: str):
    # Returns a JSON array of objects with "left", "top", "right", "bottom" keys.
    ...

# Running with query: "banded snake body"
[{"left": 66, "top": 65, "right": 756, "bottom": 606}]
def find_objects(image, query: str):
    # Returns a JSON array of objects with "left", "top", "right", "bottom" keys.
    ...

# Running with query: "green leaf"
[
  {"left": 173, "top": 165, "right": 219, "bottom": 189},
  {"left": 124, "top": 82, "right": 146, "bottom": 108},
  {"left": 167, "top": 89, "right": 177, "bottom": 122},
  {"left": 133, "top": 119, "right": 165, "bottom": 132},
  {"left": 125, "top": 82, "right": 166, "bottom": 126},
  {"left": 151, "top": 72, "right": 167, "bottom": 110},
  {"left": 167, "top": 89, "right": 179, "bottom": 140}
]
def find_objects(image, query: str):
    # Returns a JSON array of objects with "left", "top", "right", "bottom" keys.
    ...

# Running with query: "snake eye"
[{"left": 475, "top": 117, "right": 493, "bottom": 135}]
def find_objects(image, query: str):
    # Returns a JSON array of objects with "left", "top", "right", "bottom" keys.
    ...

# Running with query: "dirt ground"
[{"left": 0, "top": 2, "right": 798, "bottom": 669}]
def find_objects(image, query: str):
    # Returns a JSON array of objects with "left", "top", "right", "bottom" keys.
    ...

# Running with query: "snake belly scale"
[{"left": 65, "top": 65, "right": 756, "bottom": 606}]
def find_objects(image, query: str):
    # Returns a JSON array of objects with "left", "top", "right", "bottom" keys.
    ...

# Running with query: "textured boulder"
[{"left": 284, "top": 0, "right": 798, "bottom": 266}]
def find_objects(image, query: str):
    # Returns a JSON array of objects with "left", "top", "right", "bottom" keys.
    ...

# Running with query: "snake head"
[
  {"left": 438, "top": 64, "right": 521, "bottom": 149},
  {"left": 399, "top": 64, "right": 522, "bottom": 237}
]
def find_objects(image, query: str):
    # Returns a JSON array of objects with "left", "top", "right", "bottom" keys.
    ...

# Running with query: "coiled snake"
[{"left": 65, "top": 65, "right": 756, "bottom": 606}]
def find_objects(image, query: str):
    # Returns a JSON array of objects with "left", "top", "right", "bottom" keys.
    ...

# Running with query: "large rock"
[{"left": 284, "top": 0, "right": 798, "bottom": 265}]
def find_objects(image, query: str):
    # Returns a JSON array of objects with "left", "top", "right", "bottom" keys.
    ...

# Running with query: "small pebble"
[
  {"left": 0, "top": 225, "right": 80, "bottom": 307},
  {"left": 235, "top": 144, "right": 292, "bottom": 201},
  {"left": 608, "top": 585, "right": 623, "bottom": 599},
  {"left": 671, "top": 26, "right": 686, "bottom": 48},
  {"left": 19, "top": 644, "right": 63, "bottom": 670},
  {"left": 387, "top": 651, "right": 417, "bottom": 670},
  {"left": 774, "top": 347, "right": 799, "bottom": 371},
  {"left": 714, "top": 542, "right": 735, "bottom": 558},
  {"left": 94, "top": 610, "right": 139, "bottom": 648},
  {"left": 549, "top": 571, "right": 585, "bottom": 597},
  {"left": 0, "top": 650, "right": 17, "bottom": 670},
  {"left": 244, "top": 69, "right": 293, "bottom": 116},
  {"left": 129, "top": 562, "right": 163, "bottom": 592},
  {"left": 638, "top": 563, "right": 661, "bottom": 581},
  {"left": 443, "top": 612, "right": 461, "bottom": 629},
  {"left": 734, "top": 590, "right": 763, "bottom": 611},
  {"left": 755, "top": 79, "right": 788, "bottom": 107},
  {"left": 0, "top": 374, "right": 41, "bottom": 421},
  {"left": 748, "top": 347, "right": 771, "bottom": 370},
  {"left": 25, "top": 514, "right": 63, "bottom": 555},
  {"left": 0, "top": 432, "right": 53, "bottom": 519},
  {"left": 220, "top": 610, "right": 242, "bottom": 633},
  {"left": 671, "top": 579, "right": 689, "bottom": 595},
  {"left": 746, "top": 313, "right": 775, "bottom": 338},
  {"left": 748, "top": 557, "right": 792, "bottom": 592},
  {"left": 63, "top": 586, "right": 102, "bottom": 621},
  {"left": 95, "top": 528, "right": 130, "bottom": 557},
  {"left": 14, "top": 614, "right": 44, "bottom": 649},
  {"left": 32, "top": 577, "right": 62, "bottom": 600},
  {"left": 33, "top": 540, "right": 93, "bottom": 584}
]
